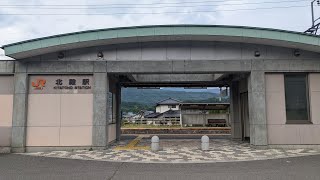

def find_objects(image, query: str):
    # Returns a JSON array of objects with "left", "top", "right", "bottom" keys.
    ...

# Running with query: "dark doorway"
[{"left": 240, "top": 92, "right": 250, "bottom": 141}]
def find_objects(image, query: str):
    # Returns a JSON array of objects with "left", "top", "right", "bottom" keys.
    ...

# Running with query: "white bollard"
[
  {"left": 151, "top": 136, "right": 160, "bottom": 151},
  {"left": 201, "top": 135, "right": 210, "bottom": 151}
]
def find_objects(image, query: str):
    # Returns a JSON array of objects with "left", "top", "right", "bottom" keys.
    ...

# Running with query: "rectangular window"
[
  {"left": 168, "top": 105, "right": 176, "bottom": 108},
  {"left": 284, "top": 74, "right": 310, "bottom": 123}
]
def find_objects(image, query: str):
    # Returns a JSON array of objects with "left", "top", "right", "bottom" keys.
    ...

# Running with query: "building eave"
[{"left": 3, "top": 24, "right": 320, "bottom": 59}]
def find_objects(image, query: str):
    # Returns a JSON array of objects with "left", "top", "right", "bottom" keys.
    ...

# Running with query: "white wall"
[{"left": 156, "top": 105, "right": 180, "bottom": 113}]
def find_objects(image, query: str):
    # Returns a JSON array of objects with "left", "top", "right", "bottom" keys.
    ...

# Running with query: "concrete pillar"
[
  {"left": 248, "top": 71, "right": 267, "bottom": 146},
  {"left": 230, "top": 81, "right": 242, "bottom": 140},
  {"left": 11, "top": 62, "right": 28, "bottom": 153},
  {"left": 115, "top": 84, "right": 121, "bottom": 141},
  {"left": 92, "top": 72, "right": 109, "bottom": 149},
  {"left": 179, "top": 110, "right": 183, "bottom": 127}
]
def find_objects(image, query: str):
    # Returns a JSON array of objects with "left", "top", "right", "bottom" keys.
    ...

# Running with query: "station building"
[{"left": 1, "top": 25, "right": 320, "bottom": 152}]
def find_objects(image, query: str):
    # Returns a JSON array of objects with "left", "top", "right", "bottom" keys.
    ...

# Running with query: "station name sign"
[
  {"left": 53, "top": 78, "right": 91, "bottom": 90},
  {"left": 29, "top": 75, "right": 93, "bottom": 94}
]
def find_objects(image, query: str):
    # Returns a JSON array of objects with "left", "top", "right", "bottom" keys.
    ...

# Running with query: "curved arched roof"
[{"left": 2, "top": 25, "right": 320, "bottom": 59}]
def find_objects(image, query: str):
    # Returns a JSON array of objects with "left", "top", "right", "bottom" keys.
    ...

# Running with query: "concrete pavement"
[
  {"left": 23, "top": 138, "right": 320, "bottom": 163},
  {"left": 1, "top": 154, "right": 320, "bottom": 180}
]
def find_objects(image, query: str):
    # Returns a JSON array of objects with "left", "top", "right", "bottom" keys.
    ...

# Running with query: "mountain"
[
  {"left": 121, "top": 88, "right": 220, "bottom": 106},
  {"left": 162, "top": 87, "right": 220, "bottom": 93}
]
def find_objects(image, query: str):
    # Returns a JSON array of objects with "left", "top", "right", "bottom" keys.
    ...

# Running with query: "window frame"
[{"left": 284, "top": 73, "right": 312, "bottom": 124}]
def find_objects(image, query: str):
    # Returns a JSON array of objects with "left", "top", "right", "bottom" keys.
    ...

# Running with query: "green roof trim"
[{"left": 2, "top": 25, "right": 320, "bottom": 58}]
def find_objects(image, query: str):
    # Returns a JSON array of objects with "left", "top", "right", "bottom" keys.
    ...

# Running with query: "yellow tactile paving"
[{"left": 114, "top": 135, "right": 150, "bottom": 150}]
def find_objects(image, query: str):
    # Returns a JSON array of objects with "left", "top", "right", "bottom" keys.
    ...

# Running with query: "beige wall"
[
  {"left": 26, "top": 75, "right": 93, "bottom": 147},
  {"left": 266, "top": 73, "right": 320, "bottom": 145},
  {"left": 108, "top": 124, "right": 116, "bottom": 143},
  {"left": 0, "top": 76, "right": 14, "bottom": 147},
  {"left": 0, "top": 95, "right": 13, "bottom": 147}
]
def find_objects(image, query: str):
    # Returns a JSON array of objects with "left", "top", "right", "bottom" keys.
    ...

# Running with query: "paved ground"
[
  {"left": 23, "top": 138, "right": 320, "bottom": 163},
  {"left": 1, "top": 153, "right": 320, "bottom": 180}
]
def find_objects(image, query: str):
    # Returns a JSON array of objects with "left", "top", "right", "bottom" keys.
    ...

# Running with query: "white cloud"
[{"left": 0, "top": 0, "right": 314, "bottom": 59}]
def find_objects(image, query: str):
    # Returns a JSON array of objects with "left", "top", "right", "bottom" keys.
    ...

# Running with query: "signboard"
[
  {"left": 29, "top": 75, "right": 93, "bottom": 94},
  {"left": 107, "top": 92, "right": 113, "bottom": 123}
]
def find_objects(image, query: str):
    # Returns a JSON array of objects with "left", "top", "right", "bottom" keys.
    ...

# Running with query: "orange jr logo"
[{"left": 31, "top": 79, "right": 46, "bottom": 90}]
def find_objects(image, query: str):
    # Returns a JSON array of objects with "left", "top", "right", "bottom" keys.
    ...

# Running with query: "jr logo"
[{"left": 31, "top": 79, "right": 46, "bottom": 90}]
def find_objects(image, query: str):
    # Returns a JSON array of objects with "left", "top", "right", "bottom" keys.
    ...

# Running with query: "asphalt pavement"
[{"left": 1, "top": 154, "right": 320, "bottom": 180}]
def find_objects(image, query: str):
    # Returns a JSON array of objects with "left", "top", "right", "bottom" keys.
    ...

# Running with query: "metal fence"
[{"left": 123, "top": 118, "right": 181, "bottom": 126}]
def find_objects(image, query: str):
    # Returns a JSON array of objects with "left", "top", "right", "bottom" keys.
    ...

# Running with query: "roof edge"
[
  {"left": 2, "top": 24, "right": 318, "bottom": 48},
  {"left": 156, "top": 97, "right": 181, "bottom": 105}
]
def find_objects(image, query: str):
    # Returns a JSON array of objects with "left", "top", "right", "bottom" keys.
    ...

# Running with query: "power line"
[
  {"left": 0, "top": 0, "right": 309, "bottom": 9},
  {"left": 0, "top": 5, "right": 308, "bottom": 15},
  {"left": 0, "top": 0, "right": 309, "bottom": 7}
]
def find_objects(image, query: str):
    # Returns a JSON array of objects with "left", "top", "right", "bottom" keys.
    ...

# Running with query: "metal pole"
[
  {"left": 312, "top": 0, "right": 316, "bottom": 26},
  {"left": 219, "top": 87, "right": 222, "bottom": 102}
]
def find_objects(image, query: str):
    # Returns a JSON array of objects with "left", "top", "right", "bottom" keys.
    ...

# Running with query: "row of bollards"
[{"left": 151, "top": 135, "right": 210, "bottom": 151}]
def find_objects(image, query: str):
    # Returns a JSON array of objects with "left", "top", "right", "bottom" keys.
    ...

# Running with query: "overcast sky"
[{"left": 0, "top": 0, "right": 316, "bottom": 59}]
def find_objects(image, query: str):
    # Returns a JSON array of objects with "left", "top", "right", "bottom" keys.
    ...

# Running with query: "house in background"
[
  {"left": 180, "top": 103, "right": 230, "bottom": 127},
  {"left": 144, "top": 98, "right": 181, "bottom": 125},
  {"left": 146, "top": 98, "right": 181, "bottom": 120},
  {"left": 145, "top": 109, "right": 181, "bottom": 119},
  {"left": 145, "top": 98, "right": 230, "bottom": 127},
  {"left": 155, "top": 98, "right": 181, "bottom": 113},
  {"left": 122, "top": 110, "right": 154, "bottom": 122}
]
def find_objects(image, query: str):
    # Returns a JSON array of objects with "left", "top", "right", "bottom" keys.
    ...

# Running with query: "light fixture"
[
  {"left": 57, "top": 52, "right": 65, "bottom": 59},
  {"left": 97, "top": 51, "right": 104, "bottom": 59},
  {"left": 254, "top": 50, "right": 260, "bottom": 57},
  {"left": 293, "top": 49, "right": 301, "bottom": 57}
]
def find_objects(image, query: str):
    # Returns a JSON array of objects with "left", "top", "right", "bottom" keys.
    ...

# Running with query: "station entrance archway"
[
  {"left": 7, "top": 25, "right": 319, "bottom": 152},
  {"left": 108, "top": 72, "right": 251, "bottom": 145}
]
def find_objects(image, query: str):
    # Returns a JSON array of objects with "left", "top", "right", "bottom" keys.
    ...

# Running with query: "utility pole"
[
  {"left": 219, "top": 87, "right": 222, "bottom": 102},
  {"left": 305, "top": 0, "right": 320, "bottom": 35}
]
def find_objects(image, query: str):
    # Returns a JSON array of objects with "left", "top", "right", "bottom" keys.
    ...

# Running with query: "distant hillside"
[
  {"left": 162, "top": 87, "right": 220, "bottom": 93},
  {"left": 121, "top": 88, "right": 220, "bottom": 106}
]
